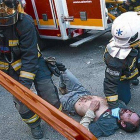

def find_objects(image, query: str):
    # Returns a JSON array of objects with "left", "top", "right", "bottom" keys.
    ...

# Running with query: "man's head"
[
  {"left": 0, "top": 0, "right": 19, "bottom": 26},
  {"left": 118, "top": 109, "right": 140, "bottom": 133}
]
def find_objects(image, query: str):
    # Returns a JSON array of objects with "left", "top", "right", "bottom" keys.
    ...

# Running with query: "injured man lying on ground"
[{"left": 59, "top": 69, "right": 140, "bottom": 138}]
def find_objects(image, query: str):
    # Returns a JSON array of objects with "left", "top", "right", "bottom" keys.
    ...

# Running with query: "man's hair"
[{"left": 118, "top": 121, "right": 139, "bottom": 133}]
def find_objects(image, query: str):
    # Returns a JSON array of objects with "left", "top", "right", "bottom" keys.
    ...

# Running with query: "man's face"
[{"left": 120, "top": 109, "right": 140, "bottom": 126}]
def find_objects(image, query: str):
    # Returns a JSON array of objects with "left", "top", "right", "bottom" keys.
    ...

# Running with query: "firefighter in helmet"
[
  {"left": 0, "top": 0, "right": 62, "bottom": 139},
  {"left": 104, "top": 12, "right": 140, "bottom": 112}
]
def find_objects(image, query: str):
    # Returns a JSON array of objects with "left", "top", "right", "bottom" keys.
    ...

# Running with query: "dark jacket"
[
  {"left": 103, "top": 49, "right": 138, "bottom": 108},
  {"left": 89, "top": 101, "right": 126, "bottom": 138},
  {"left": 0, "top": 13, "right": 40, "bottom": 89}
]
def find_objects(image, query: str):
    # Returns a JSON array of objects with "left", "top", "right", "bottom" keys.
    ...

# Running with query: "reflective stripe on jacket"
[
  {"left": 0, "top": 13, "right": 41, "bottom": 89},
  {"left": 103, "top": 49, "right": 138, "bottom": 108}
]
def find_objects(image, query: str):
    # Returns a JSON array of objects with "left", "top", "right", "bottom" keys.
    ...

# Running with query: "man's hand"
[{"left": 89, "top": 100, "right": 100, "bottom": 112}]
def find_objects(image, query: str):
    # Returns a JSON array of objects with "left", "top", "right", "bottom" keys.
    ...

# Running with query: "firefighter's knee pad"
[
  {"left": 35, "top": 78, "right": 61, "bottom": 109},
  {"left": 13, "top": 97, "right": 41, "bottom": 128},
  {"left": 13, "top": 96, "right": 29, "bottom": 114}
]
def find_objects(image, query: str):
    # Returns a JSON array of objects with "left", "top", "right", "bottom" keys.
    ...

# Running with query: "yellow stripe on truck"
[
  {"left": 34, "top": 19, "right": 58, "bottom": 26},
  {"left": 70, "top": 19, "right": 103, "bottom": 27},
  {"left": 34, "top": 19, "right": 102, "bottom": 27}
]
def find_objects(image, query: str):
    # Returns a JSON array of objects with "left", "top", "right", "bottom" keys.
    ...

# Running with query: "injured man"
[{"left": 59, "top": 69, "right": 140, "bottom": 138}]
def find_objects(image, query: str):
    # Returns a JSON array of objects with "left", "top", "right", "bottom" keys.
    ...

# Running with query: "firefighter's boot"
[
  {"left": 31, "top": 125, "right": 44, "bottom": 139},
  {"left": 131, "top": 79, "right": 139, "bottom": 86}
]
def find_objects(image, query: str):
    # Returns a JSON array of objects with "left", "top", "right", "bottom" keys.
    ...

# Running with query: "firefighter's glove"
[
  {"left": 56, "top": 62, "right": 67, "bottom": 72},
  {"left": 111, "top": 107, "right": 120, "bottom": 120},
  {"left": 44, "top": 57, "right": 60, "bottom": 77}
]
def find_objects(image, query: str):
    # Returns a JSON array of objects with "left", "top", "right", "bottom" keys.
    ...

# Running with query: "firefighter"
[
  {"left": 104, "top": 11, "right": 140, "bottom": 109},
  {"left": 0, "top": 0, "right": 61, "bottom": 139}
]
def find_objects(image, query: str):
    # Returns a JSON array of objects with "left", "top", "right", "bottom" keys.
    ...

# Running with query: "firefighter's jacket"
[
  {"left": 104, "top": 48, "right": 138, "bottom": 108},
  {"left": 0, "top": 13, "right": 40, "bottom": 89}
]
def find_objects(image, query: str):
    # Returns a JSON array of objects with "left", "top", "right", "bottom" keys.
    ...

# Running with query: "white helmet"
[{"left": 107, "top": 12, "right": 140, "bottom": 59}]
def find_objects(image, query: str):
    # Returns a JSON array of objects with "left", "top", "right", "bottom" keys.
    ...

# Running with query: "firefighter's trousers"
[
  {"left": 11, "top": 57, "right": 60, "bottom": 128},
  {"left": 117, "top": 80, "right": 131, "bottom": 105}
]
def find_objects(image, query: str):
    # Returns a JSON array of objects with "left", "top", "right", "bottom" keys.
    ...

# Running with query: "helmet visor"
[
  {"left": 114, "top": 32, "right": 139, "bottom": 46},
  {"left": 128, "top": 32, "right": 138, "bottom": 44},
  {"left": 114, "top": 36, "right": 130, "bottom": 46},
  {"left": 4, "top": 0, "right": 17, "bottom": 8},
  {"left": 0, "top": 2, "right": 18, "bottom": 26}
]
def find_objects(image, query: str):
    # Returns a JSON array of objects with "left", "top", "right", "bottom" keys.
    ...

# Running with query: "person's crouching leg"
[
  {"left": 13, "top": 97, "right": 43, "bottom": 139},
  {"left": 35, "top": 78, "right": 62, "bottom": 110}
]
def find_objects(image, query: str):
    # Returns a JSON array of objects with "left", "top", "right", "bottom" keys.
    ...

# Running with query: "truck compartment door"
[
  {"left": 64, "top": 0, "right": 107, "bottom": 30},
  {"left": 31, "top": 0, "right": 58, "bottom": 29}
]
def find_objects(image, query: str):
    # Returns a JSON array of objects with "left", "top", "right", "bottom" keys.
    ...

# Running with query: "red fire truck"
[{"left": 25, "top": 0, "right": 114, "bottom": 47}]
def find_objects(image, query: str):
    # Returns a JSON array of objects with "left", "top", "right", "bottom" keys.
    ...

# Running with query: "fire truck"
[{"left": 24, "top": 0, "right": 125, "bottom": 47}]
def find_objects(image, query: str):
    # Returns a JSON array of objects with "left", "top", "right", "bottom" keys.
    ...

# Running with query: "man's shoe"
[
  {"left": 59, "top": 87, "right": 67, "bottom": 95},
  {"left": 31, "top": 125, "right": 44, "bottom": 139}
]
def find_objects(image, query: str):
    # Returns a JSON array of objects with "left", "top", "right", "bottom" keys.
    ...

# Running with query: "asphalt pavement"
[{"left": 1, "top": 32, "right": 140, "bottom": 140}]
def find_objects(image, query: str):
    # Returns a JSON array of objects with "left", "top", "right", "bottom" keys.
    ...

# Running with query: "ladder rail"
[{"left": 0, "top": 70, "right": 97, "bottom": 140}]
